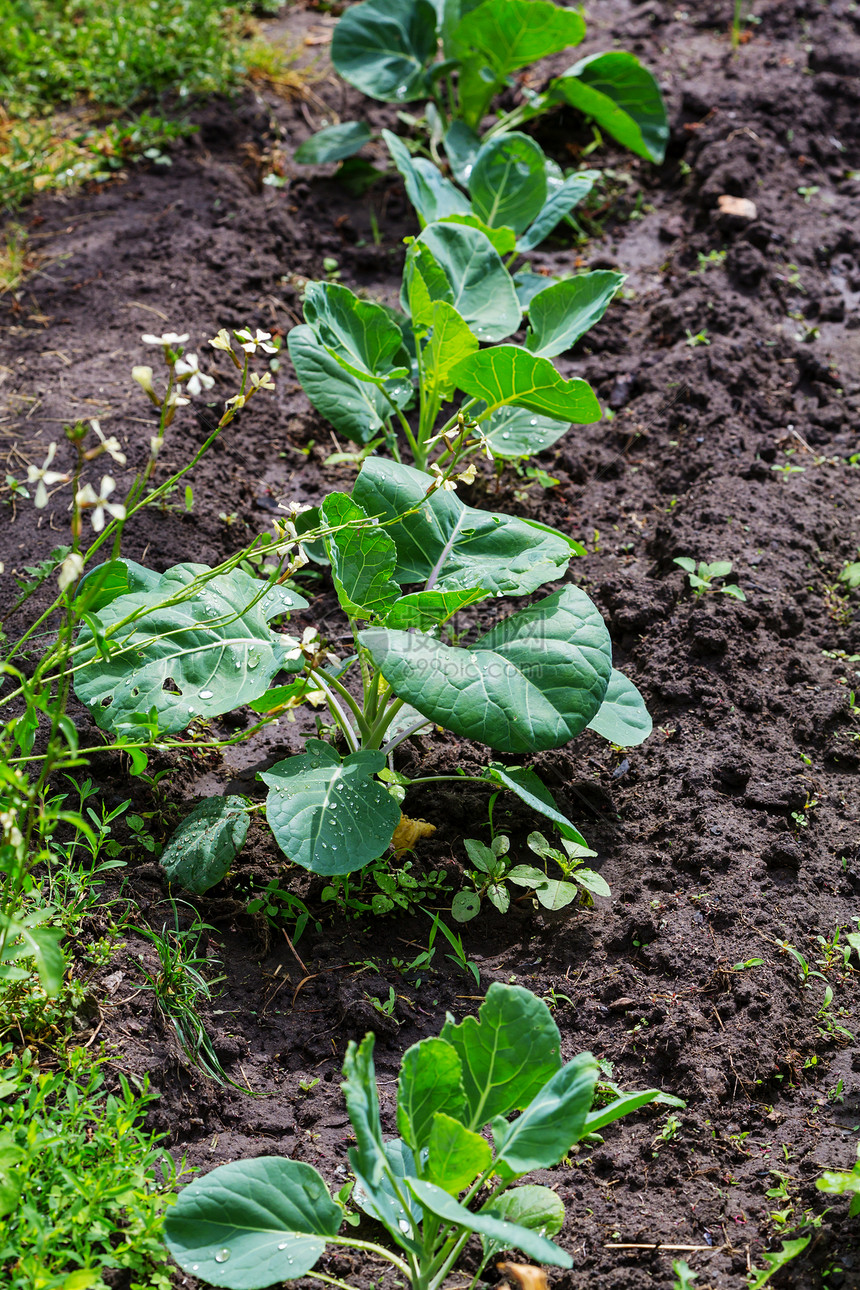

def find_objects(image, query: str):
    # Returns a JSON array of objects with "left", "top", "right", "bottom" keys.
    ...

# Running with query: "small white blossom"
[
  {"left": 456, "top": 463, "right": 477, "bottom": 485},
  {"left": 150, "top": 435, "right": 164, "bottom": 459},
  {"left": 209, "top": 328, "right": 233, "bottom": 352},
  {"left": 428, "top": 463, "right": 458, "bottom": 492},
  {"left": 76, "top": 476, "right": 126, "bottom": 532},
  {"left": 234, "top": 327, "right": 277, "bottom": 355},
  {"left": 175, "top": 353, "right": 215, "bottom": 396},
  {"left": 58, "top": 551, "right": 85, "bottom": 592},
  {"left": 141, "top": 331, "right": 189, "bottom": 346},
  {"left": 225, "top": 393, "right": 246, "bottom": 410},
  {"left": 250, "top": 371, "right": 276, "bottom": 392},
  {"left": 278, "top": 500, "right": 313, "bottom": 519},
  {"left": 27, "top": 443, "right": 68, "bottom": 509},
  {"left": 132, "top": 365, "right": 160, "bottom": 406},
  {"left": 0, "top": 807, "right": 23, "bottom": 848},
  {"left": 90, "top": 419, "right": 127, "bottom": 466}
]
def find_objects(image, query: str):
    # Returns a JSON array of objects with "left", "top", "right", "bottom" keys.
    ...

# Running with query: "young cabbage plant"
[
  {"left": 288, "top": 219, "right": 623, "bottom": 470},
  {"left": 163, "top": 982, "right": 672, "bottom": 1290},
  {"left": 383, "top": 127, "right": 600, "bottom": 255},
  {"left": 75, "top": 459, "right": 651, "bottom": 890},
  {"left": 296, "top": 0, "right": 668, "bottom": 171}
]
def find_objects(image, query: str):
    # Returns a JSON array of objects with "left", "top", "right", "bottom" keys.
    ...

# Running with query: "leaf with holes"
[
  {"left": 261, "top": 740, "right": 401, "bottom": 875},
  {"left": 74, "top": 564, "right": 305, "bottom": 737}
]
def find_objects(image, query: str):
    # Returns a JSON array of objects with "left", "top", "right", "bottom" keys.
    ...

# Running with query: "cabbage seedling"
[
  {"left": 296, "top": 0, "right": 668, "bottom": 170},
  {"left": 76, "top": 459, "right": 652, "bottom": 886},
  {"left": 163, "top": 982, "right": 672, "bottom": 1290},
  {"left": 289, "top": 220, "right": 624, "bottom": 469}
]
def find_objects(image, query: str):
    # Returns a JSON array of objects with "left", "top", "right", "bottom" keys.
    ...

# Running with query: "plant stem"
[{"left": 326, "top": 1235, "right": 411, "bottom": 1278}]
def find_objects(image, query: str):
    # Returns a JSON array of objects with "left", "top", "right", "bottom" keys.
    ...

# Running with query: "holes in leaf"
[{"left": 161, "top": 677, "right": 181, "bottom": 694}]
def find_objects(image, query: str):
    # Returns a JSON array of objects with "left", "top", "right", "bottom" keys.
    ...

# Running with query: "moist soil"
[{"left": 2, "top": 1, "right": 860, "bottom": 1287}]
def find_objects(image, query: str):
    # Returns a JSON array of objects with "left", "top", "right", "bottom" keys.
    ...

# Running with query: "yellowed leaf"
[
  {"left": 497, "top": 1264, "right": 549, "bottom": 1290},
  {"left": 391, "top": 814, "right": 436, "bottom": 857}
]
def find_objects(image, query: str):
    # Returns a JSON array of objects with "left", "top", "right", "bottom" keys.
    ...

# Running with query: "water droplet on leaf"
[{"left": 214, "top": 1248, "right": 231, "bottom": 1264}]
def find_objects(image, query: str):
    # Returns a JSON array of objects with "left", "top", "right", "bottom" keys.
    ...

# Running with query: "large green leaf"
[
  {"left": 74, "top": 564, "right": 304, "bottom": 737},
  {"left": 353, "top": 459, "right": 574, "bottom": 596},
  {"left": 444, "top": 118, "right": 481, "bottom": 184},
  {"left": 0, "top": 1133, "right": 25, "bottom": 1219},
  {"left": 586, "top": 667, "right": 652, "bottom": 747},
  {"left": 163, "top": 1157, "right": 342, "bottom": 1290},
  {"left": 383, "top": 129, "right": 470, "bottom": 225},
  {"left": 518, "top": 170, "right": 597, "bottom": 252},
  {"left": 526, "top": 271, "right": 624, "bottom": 358},
  {"left": 397, "top": 1037, "right": 467, "bottom": 1150},
  {"left": 513, "top": 270, "right": 559, "bottom": 310},
  {"left": 481, "top": 405, "right": 571, "bottom": 459},
  {"left": 552, "top": 51, "right": 669, "bottom": 164},
  {"left": 75, "top": 557, "right": 160, "bottom": 613},
  {"left": 453, "top": 0, "right": 585, "bottom": 128},
  {"left": 159, "top": 796, "right": 249, "bottom": 894},
  {"left": 295, "top": 121, "right": 372, "bottom": 164},
  {"left": 469, "top": 144, "right": 540, "bottom": 237},
  {"left": 260, "top": 741, "right": 401, "bottom": 875},
  {"left": 331, "top": 0, "right": 439, "bottom": 102},
  {"left": 438, "top": 982, "right": 561, "bottom": 1129},
  {"left": 0, "top": 909, "right": 64, "bottom": 995},
  {"left": 303, "top": 281, "right": 409, "bottom": 385},
  {"left": 411, "top": 223, "right": 521, "bottom": 342},
  {"left": 409, "top": 283, "right": 479, "bottom": 406},
  {"left": 469, "top": 133, "right": 547, "bottom": 234},
  {"left": 288, "top": 323, "right": 410, "bottom": 444},
  {"left": 427, "top": 1112, "right": 492, "bottom": 1194},
  {"left": 321, "top": 492, "right": 401, "bottom": 620},
  {"left": 452, "top": 345, "right": 601, "bottom": 423},
  {"left": 483, "top": 764, "right": 588, "bottom": 847},
  {"left": 479, "top": 1185, "right": 564, "bottom": 1268},
  {"left": 385, "top": 588, "right": 487, "bottom": 631},
  {"left": 408, "top": 1178, "right": 572, "bottom": 1267},
  {"left": 360, "top": 586, "right": 612, "bottom": 754},
  {"left": 492, "top": 1053, "right": 599, "bottom": 1179}
]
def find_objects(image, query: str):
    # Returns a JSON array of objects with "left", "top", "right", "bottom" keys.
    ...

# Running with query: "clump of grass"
[
  {"left": 0, "top": 0, "right": 260, "bottom": 210},
  {"left": 0, "top": 1045, "right": 182, "bottom": 1289}
]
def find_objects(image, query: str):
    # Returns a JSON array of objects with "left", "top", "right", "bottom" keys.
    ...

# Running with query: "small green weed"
[{"left": 674, "top": 557, "right": 746, "bottom": 600}]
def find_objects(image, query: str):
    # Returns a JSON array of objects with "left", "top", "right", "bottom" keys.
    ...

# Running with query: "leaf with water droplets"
[
  {"left": 261, "top": 740, "right": 401, "bottom": 875},
  {"left": 74, "top": 563, "right": 305, "bottom": 737},
  {"left": 159, "top": 795, "right": 250, "bottom": 895},
  {"left": 164, "top": 1156, "right": 341, "bottom": 1289}
]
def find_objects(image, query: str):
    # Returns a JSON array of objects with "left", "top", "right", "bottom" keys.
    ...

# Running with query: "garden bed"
[{"left": 2, "top": 1, "right": 860, "bottom": 1286}]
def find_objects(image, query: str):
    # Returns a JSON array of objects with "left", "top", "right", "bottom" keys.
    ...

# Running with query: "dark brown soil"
[{"left": 3, "top": 2, "right": 860, "bottom": 1287}]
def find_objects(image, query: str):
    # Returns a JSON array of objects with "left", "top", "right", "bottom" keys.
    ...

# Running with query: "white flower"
[
  {"left": 76, "top": 476, "right": 126, "bottom": 532},
  {"left": 278, "top": 499, "right": 313, "bottom": 519},
  {"left": 26, "top": 443, "right": 68, "bottom": 509},
  {"left": 175, "top": 353, "right": 215, "bottom": 396},
  {"left": 58, "top": 551, "right": 85, "bottom": 592},
  {"left": 141, "top": 331, "right": 189, "bottom": 346},
  {"left": 90, "top": 419, "right": 127, "bottom": 466},
  {"left": 250, "top": 371, "right": 276, "bottom": 392},
  {"left": 428, "top": 462, "right": 458, "bottom": 492},
  {"left": 209, "top": 328, "right": 233, "bottom": 352},
  {"left": 150, "top": 435, "right": 164, "bottom": 459},
  {"left": 456, "top": 463, "right": 477, "bottom": 485},
  {"left": 132, "top": 365, "right": 160, "bottom": 406},
  {"left": 225, "top": 393, "right": 246, "bottom": 410},
  {"left": 234, "top": 327, "right": 277, "bottom": 355}
]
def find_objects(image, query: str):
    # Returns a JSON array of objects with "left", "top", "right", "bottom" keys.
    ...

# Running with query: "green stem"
[
  {"left": 364, "top": 695, "right": 405, "bottom": 750},
  {"left": 326, "top": 1235, "right": 411, "bottom": 1279},
  {"left": 315, "top": 669, "right": 372, "bottom": 743}
]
